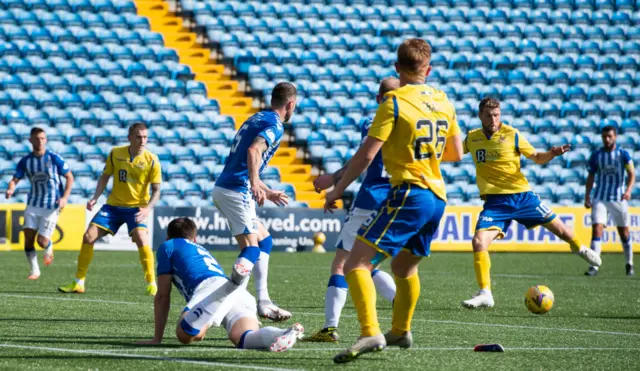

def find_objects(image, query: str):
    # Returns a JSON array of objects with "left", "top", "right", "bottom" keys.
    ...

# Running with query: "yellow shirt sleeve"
[
  {"left": 103, "top": 150, "right": 115, "bottom": 175},
  {"left": 150, "top": 157, "right": 162, "bottom": 184},
  {"left": 367, "top": 95, "right": 397, "bottom": 142},
  {"left": 463, "top": 135, "right": 469, "bottom": 154},
  {"left": 516, "top": 131, "right": 536, "bottom": 158}
]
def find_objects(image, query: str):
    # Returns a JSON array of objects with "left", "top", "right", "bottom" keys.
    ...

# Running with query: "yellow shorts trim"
[
  {"left": 90, "top": 223, "right": 115, "bottom": 236},
  {"left": 476, "top": 227, "right": 505, "bottom": 240},
  {"left": 129, "top": 226, "right": 148, "bottom": 236},
  {"left": 356, "top": 236, "right": 391, "bottom": 258},
  {"left": 526, "top": 215, "right": 557, "bottom": 230},
  {"left": 374, "top": 184, "right": 411, "bottom": 246}
]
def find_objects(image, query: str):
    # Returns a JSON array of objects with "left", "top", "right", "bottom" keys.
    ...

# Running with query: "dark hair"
[
  {"left": 167, "top": 217, "right": 197, "bottom": 240},
  {"left": 601, "top": 125, "right": 617, "bottom": 135},
  {"left": 30, "top": 127, "right": 45, "bottom": 136},
  {"left": 270, "top": 82, "right": 297, "bottom": 109},
  {"left": 479, "top": 97, "right": 500, "bottom": 113},
  {"left": 128, "top": 122, "right": 148, "bottom": 135}
]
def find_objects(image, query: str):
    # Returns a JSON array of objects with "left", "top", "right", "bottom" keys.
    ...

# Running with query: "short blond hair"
[{"left": 397, "top": 38, "right": 431, "bottom": 78}]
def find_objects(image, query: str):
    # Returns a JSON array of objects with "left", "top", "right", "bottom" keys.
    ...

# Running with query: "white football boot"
[
  {"left": 578, "top": 247, "right": 602, "bottom": 267},
  {"left": 258, "top": 301, "right": 292, "bottom": 322},
  {"left": 462, "top": 289, "right": 495, "bottom": 309},
  {"left": 269, "top": 323, "right": 304, "bottom": 352}
]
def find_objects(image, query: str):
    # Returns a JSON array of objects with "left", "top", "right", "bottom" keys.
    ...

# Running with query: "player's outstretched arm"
[
  {"left": 136, "top": 274, "right": 172, "bottom": 345},
  {"left": 87, "top": 173, "right": 111, "bottom": 211},
  {"left": 584, "top": 173, "right": 595, "bottom": 208},
  {"left": 441, "top": 135, "right": 464, "bottom": 162},
  {"left": 5, "top": 177, "right": 19, "bottom": 199},
  {"left": 324, "top": 137, "right": 384, "bottom": 212},
  {"left": 58, "top": 171, "right": 74, "bottom": 210},
  {"left": 527, "top": 144, "right": 571, "bottom": 165},
  {"left": 247, "top": 136, "right": 269, "bottom": 205}
]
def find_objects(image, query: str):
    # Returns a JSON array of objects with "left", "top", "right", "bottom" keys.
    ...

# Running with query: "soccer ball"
[{"left": 524, "top": 285, "right": 554, "bottom": 314}]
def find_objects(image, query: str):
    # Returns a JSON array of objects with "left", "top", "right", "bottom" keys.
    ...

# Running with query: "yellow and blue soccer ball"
[{"left": 524, "top": 285, "right": 554, "bottom": 314}]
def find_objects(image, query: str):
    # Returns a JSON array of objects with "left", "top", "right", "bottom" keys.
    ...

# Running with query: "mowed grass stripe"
[
  {"left": 2, "top": 293, "right": 639, "bottom": 338},
  {"left": 0, "top": 343, "right": 308, "bottom": 371}
]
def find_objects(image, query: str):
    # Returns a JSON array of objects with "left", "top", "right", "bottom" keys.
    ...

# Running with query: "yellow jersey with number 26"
[
  {"left": 367, "top": 84, "right": 460, "bottom": 202},
  {"left": 103, "top": 145, "right": 162, "bottom": 207}
]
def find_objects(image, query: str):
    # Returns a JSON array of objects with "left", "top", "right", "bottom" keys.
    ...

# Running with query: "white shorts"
[
  {"left": 185, "top": 277, "right": 257, "bottom": 335},
  {"left": 592, "top": 200, "right": 630, "bottom": 227},
  {"left": 335, "top": 208, "right": 376, "bottom": 251},
  {"left": 23, "top": 206, "right": 59, "bottom": 239},
  {"left": 212, "top": 186, "right": 259, "bottom": 236}
]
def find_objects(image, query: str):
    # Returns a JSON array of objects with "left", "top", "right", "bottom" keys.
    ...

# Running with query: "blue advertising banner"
[{"left": 152, "top": 206, "right": 347, "bottom": 251}]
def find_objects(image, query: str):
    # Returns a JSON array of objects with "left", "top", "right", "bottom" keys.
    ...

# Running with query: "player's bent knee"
[
  {"left": 471, "top": 236, "right": 488, "bottom": 252},
  {"left": 343, "top": 242, "right": 376, "bottom": 274},
  {"left": 331, "top": 249, "right": 350, "bottom": 275},
  {"left": 228, "top": 317, "right": 260, "bottom": 347}
]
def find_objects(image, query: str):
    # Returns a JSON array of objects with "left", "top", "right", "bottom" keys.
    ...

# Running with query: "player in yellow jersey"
[
  {"left": 324, "top": 39, "right": 464, "bottom": 363},
  {"left": 461, "top": 98, "right": 601, "bottom": 309},
  {"left": 58, "top": 123, "right": 162, "bottom": 296}
]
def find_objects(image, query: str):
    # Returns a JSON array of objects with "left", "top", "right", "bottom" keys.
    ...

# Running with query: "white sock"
[
  {"left": 44, "top": 240, "right": 53, "bottom": 254},
  {"left": 75, "top": 278, "right": 85, "bottom": 285},
  {"left": 372, "top": 270, "right": 396, "bottom": 303},
  {"left": 253, "top": 252, "right": 271, "bottom": 302},
  {"left": 591, "top": 239, "right": 602, "bottom": 270},
  {"left": 324, "top": 285, "right": 348, "bottom": 329},
  {"left": 622, "top": 240, "right": 633, "bottom": 265},
  {"left": 240, "top": 327, "right": 287, "bottom": 349},
  {"left": 181, "top": 280, "right": 241, "bottom": 335},
  {"left": 480, "top": 288, "right": 492, "bottom": 295},
  {"left": 25, "top": 250, "right": 39, "bottom": 273}
]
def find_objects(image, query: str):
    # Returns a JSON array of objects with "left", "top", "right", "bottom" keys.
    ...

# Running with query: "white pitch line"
[
  {"left": 0, "top": 343, "right": 307, "bottom": 371},
  {"left": 0, "top": 293, "right": 140, "bottom": 305},
  {"left": 4, "top": 294, "right": 640, "bottom": 338},
  {"left": 294, "top": 312, "right": 640, "bottom": 337},
  {"left": 88, "top": 346, "right": 640, "bottom": 353}
]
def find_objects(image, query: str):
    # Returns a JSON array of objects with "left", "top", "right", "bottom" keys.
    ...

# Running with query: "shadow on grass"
[{"left": 0, "top": 354, "right": 336, "bottom": 364}]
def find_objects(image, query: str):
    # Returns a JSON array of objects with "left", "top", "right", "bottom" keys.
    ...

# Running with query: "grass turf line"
[{"left": 0, "top": 251, "right": 639, "bottom": 370}]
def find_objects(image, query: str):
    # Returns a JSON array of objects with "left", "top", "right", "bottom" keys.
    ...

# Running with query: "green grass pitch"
[{"left": 0, "top": 250, "right": 639, "bottom": 370}]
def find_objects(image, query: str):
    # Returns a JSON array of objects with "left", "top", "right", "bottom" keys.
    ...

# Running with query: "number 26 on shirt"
[{"left": 413, "top": 119, "right": 449, "bottom": 160}]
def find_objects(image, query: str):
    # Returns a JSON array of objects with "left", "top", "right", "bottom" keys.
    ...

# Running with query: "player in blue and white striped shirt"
[
  {"left": 5, "top": 128, "right": 74, "bottom": 280},
  {"left": 584, "top": 125, "right": 636, "bottom": 276}
]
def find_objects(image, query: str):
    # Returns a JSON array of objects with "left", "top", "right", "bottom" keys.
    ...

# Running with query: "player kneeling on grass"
[
  {"left": 461, "top": 98, "right": 602, "bottom": 309},
  {"left": 137, "top": 217, "right": 304, "bottom": 352}
]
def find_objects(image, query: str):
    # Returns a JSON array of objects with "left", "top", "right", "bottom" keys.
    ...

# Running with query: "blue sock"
[
  {"left": 238, "top": 246, "right": 260, "bottom": 264},
  {"left": 258, "top": 236, "right": 273, "bottom": 254}
]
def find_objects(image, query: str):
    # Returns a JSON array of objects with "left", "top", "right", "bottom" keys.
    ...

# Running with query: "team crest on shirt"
[
  {"left": 136, "top": 162, "right": 146, "bottom": 169},
  {"left": 498, "top": 135, "right": 506, "bottom": 142}
]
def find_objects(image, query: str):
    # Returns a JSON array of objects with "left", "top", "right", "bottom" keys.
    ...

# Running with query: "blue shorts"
[
  {"left": 476, "top": 192, "right": 556, "bottom": 239},
  {"left": 356, "top": 183, "right": 446, "bottom": 260},
  {"left": 91, "top": 204, "right": 147, "bottom": 236}
]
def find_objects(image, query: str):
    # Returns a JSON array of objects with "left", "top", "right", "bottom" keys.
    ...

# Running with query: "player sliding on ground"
[
  {"left": 584, "top": 125, "right": 635, "bottom": 276},
  {"left": 212, "top": 82, "right": 295, "bottom": 322},
  {"left": 136, "top": 217, "right": 304, "bottom": 352},
  {"left": 461, "top": 97, "right": 602, "bottom": 309},
  {"left": 5, "top": 127, "right": 74, "bottom": 280},
  {"left": 59, "top": 123, "right": 161, "bottom": 296},
  {"left": 306, "top": 78, "right": 400, "bottom": 343},
  {"left": 324, "top": 38, "right": 463, "bottom": 363}
]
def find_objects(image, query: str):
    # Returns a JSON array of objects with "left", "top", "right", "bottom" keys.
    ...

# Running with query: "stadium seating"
[
  {"left": 1, "top": 0, "right": 638, "bottom": 208},
  {"left": 176, "top": 0, "right": 639, "bottom": 205}
]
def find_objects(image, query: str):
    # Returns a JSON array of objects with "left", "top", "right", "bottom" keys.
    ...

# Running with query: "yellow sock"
[
  {"left": 568, "top": 237, "right": 581, "bottom": 253},
  {"left": 391, "top": 273, "right": 420, "bottom": 336},
  {"left": 138, "top": 245, "right": 156, "bottom": 284},
  {"left": 474, "top": 251, "right": 491, "bottom": 290},
  {"left": 346, "top": 268, "right": 381, "bottom": 337},
  {"left": 75, "top": 243, "right": 94, "bottom": 281}
]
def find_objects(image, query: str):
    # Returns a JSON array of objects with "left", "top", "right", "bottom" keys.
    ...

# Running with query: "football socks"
[
  {"left": 75, "top": 243, "right": 94, "bottom": 281},
  {"left": 346, "top": 268, "right": 380, "bottom": 337},
  {"left": 391, "top": 273, "right": 420, "bottom": 337},
  {"left": 473, "top": 251, "right": 491, "bottom": 291},
  {"left": 254, "top": 236, "right": 273, "bottom": 302},
  {"left": 138, "top": 245, "right": 156, "bottom": 284}
]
